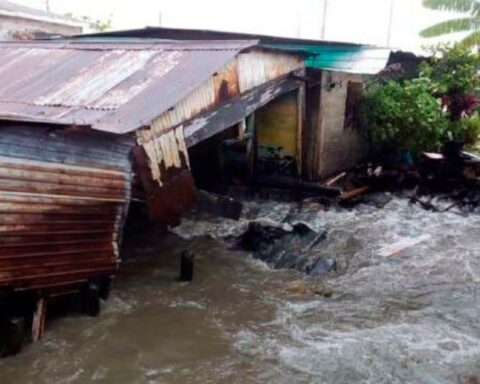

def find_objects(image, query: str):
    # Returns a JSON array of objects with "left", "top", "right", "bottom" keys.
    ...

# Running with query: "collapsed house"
[
  {"left": 0, "top": 32, "right": 390, "bottom": 353},
  {"left": 0, "top": 38, "right": 306, "bottom": 352},
  {"left": 78, "top": 27, "right": 391, "bottom": 179}
]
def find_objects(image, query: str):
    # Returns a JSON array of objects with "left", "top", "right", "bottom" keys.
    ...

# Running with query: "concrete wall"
[
  {"left": 305, "top": 70, "right": 369, "bottom": 180},
  {"left": 0, "top": 14, "right": 81, "bottom": 40}
]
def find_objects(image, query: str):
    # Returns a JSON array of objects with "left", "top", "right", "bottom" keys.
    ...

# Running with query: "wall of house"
[
  {"left": 137, "top": 49, "right": 304, "bottom": 144},
  {"left": 304, "top": 70, "right": 369, "bottom": 180},
  {"left": 0, "top": 123, "right": 133, "bottom": 291},
  {"left": 0, "top": 14, "right": 81, "bottom": 40},
  {"left": 134, "top": 49, "right": 304, "bottom": 223},
  {"left": 256, "top": 90, "right": 300, "bottom": 176}
]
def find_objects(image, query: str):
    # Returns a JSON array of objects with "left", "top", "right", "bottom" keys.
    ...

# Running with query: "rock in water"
[
  {"left": 286, "top": 280, "right": 308, "bottom": 295},
  {"left": 239, "top": 220, "right": 328, "bottom": 272},
  {"left": 307, "top": 257, "right": 337, "bottom": 276},
  {"left": 285, "top": 281, "right": 333, "bottom": 297},
  {"left": 311, "top": 283, "right": 333, "bottom": 298}
]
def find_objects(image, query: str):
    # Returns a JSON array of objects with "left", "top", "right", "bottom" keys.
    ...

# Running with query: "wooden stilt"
[
  {"left": 31, "top": 297, "right": 46, "bottom": 342},
  {"left": 5, "top": 317, "right": 24, "bottom": 356},
  {"left": 82, "top": 282, "right": 100, "bottom": 317},
  {"left": 180, "top": 251, "right": 195, "bottom": 282}
]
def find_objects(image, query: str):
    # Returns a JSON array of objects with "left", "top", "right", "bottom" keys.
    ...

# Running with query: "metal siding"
[
  {"left": 0, "top": 40, "right": 257, "bottom": 134},
  {"left": 134, "top": 126, "right": 194, "bottom": 224},
  {"left": 236, "top": 50, "right": 304, "bottom": 93},
  {"left": 263, "top": 44, "right": 391, "bottom": 74},
  {"left": 0, "top": 124, "right": 134, "bottom": 291},
  {"left": 141, "top": 50, "right": 303, "bottom": 143}
]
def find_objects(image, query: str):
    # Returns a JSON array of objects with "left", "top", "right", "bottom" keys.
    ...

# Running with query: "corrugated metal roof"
[
  {"left": 76, "top": 27, "right": 390, "bottom": 75},
  {"left": 76, "top": 26, "right": 364, "bottom": 47},
  {"left": 0, "top": 39, "right": 258, "bottom": 134},
  {"left": 264, "top": 44, "right": 391, "bottom": 74}
]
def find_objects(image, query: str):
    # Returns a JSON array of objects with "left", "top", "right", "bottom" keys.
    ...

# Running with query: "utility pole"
[
  {"left": 386, "top": 0, "right": 395, "bottom": 47},
  {"left": 44, "top": 0, "right": 50, "bottom": 12},
  {"left": 321, "top": 0, "right": 329, "bottom": 40},
  {"left": 158, "top": 11, "right": 162, "bottom": 27},
  {"left": 296, "top": 12, "right": 301, "bottom": 38}
]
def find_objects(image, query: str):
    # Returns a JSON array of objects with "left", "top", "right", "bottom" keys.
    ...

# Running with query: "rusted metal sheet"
[
  {"left": 236, "top": 49, "right": 304, "bottom": 93},
  {"left": 134, "top": 126, "right": 194, "bottom": 224},
  {"left": 0, "top": 123, "right": 134, "bottom": 291},
  {"left": 139, "top": 51, "right": 304, "bottom": 144},
  {"left": 184, "top": 74, "right": 303, "bottom": 147},
  {"left": 0, "top": 40, "right": 257, "bottom": 134}
]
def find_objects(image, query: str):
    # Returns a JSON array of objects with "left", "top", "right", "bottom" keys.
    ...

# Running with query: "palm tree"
[{"left": 420, "top": 0, "right": 480, "bottom": 47}]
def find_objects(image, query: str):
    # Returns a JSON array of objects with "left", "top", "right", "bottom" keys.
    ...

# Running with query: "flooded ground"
[{"left": 0, "top": 197, "right": 479, "bottom": 383}]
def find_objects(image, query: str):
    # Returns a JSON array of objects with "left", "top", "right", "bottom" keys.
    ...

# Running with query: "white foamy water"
[{"left": 1, "top": 197, "right": 479, "bottom": 383}]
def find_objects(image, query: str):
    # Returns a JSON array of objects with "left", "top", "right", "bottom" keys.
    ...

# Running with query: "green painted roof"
[{"left": 262, "top": 43, "right": 390, "bottom": 74}]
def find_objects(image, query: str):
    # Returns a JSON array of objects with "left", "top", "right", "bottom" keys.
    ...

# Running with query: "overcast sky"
[{"left": 15, "top": 0, "right": 465, "bottom": 52}]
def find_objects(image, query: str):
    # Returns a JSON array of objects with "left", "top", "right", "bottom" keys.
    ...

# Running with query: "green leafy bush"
[
  {"left": 448, "top": 113, "right": 480, "bottom": 147},
  {"left": 420, "top": 44, "right": 480, "bottom": 121},
  {"left": 358, "top": 78, "right": 448, "bottom": 156}
]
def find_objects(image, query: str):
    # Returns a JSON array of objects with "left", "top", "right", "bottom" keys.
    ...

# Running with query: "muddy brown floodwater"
[{"left": 0, "top": 197, "right": 479, "bottom": 384}]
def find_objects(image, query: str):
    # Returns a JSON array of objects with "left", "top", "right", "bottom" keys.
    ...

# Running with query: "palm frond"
[
  {"left": 460, "top": 29, "right": 480, "bottom": 46},
  {"left": 422, "top": 0, "right": 476, "bottom": 13},
  {"left": 420, "top": 17, "right": 480, "bottom": 37},
  {"left": 474, "top": 2, "right": 480, "bottom": 15}
]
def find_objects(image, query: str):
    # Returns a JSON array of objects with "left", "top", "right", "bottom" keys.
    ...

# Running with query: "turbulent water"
[{"left": 0, "top": 197, "right": 479, "bottom": 383}]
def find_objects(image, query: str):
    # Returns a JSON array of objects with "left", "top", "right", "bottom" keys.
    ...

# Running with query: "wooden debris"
[
  {"left": 258, "top": 175, "right": 342, "bottom": 198},
  {"left": 378, "top": 234, "right": 431, "bottom": 257},
  {"left": 195, "top": 189, "right": 243, "bottom": 220},
  {"left": 325, "top": 172, "right": 347, "bottom": 186},
  {"left": 31, "top": 297, "right": 46, "bottom": 342},
  {"left": 339, "top": 186, "right": 371, "bottom": 202}
]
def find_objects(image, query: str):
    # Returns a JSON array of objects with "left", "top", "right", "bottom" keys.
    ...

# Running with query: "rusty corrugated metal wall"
[
  {"left": 142, "top": 49, "right": 304, "bottom": 141},
  {"left": 0, "top": 124, "right": 134, "bottom": 291}
]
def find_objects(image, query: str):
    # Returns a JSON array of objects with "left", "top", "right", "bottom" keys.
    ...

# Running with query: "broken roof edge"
[
  {"left": 73, "top": 26, "right": 368, "bottom": 48},
  {"left": 0, "top": 38, "right": 260, "bottom": 52}
]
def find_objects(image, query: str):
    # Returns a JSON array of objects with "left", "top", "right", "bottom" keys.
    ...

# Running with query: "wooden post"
[
  {"left": 179, "top": 251, "right": 195, "bottom": 282},
  {"left": 82, "top": 282, "right": 100, "bottom": 317},
  {"left": 296, "top": 84, "right": 306, "bottom": 177},
  {"left": 31, "top": 297, "right": 46, "bottom": 342},
  {"left": 5, "top": 317, "right": 24, "bottom": 356}
]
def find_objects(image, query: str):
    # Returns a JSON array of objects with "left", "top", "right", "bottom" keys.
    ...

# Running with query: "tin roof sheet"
[
  {"left": 75, "top": 27, "right": 391, "bottom": 74},
  {"left": 0, "top": 39, "right": 257, "bottom": 134}
]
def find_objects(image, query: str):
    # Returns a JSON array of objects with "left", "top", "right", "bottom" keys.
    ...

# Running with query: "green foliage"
[
  {"left": 420, "top": 44, "right": 480, "bottom": 95},
  {"left": 65, "top": 13, "right": 112, "bottom": 32},
  {"left": 358, "top": 78, "right": 448, "bottom": 156},
  {"left": 420, "top": 0, "right": 480, "bottom": 48},
  {"left": 449, "top": 113, "right": 480, "bottom": 145},
  {"left": 358, "top": 44, "right": 480, "bottom": 156},
  {"left": 423, "top": 0, "right": 477, "bottom": 13}
]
